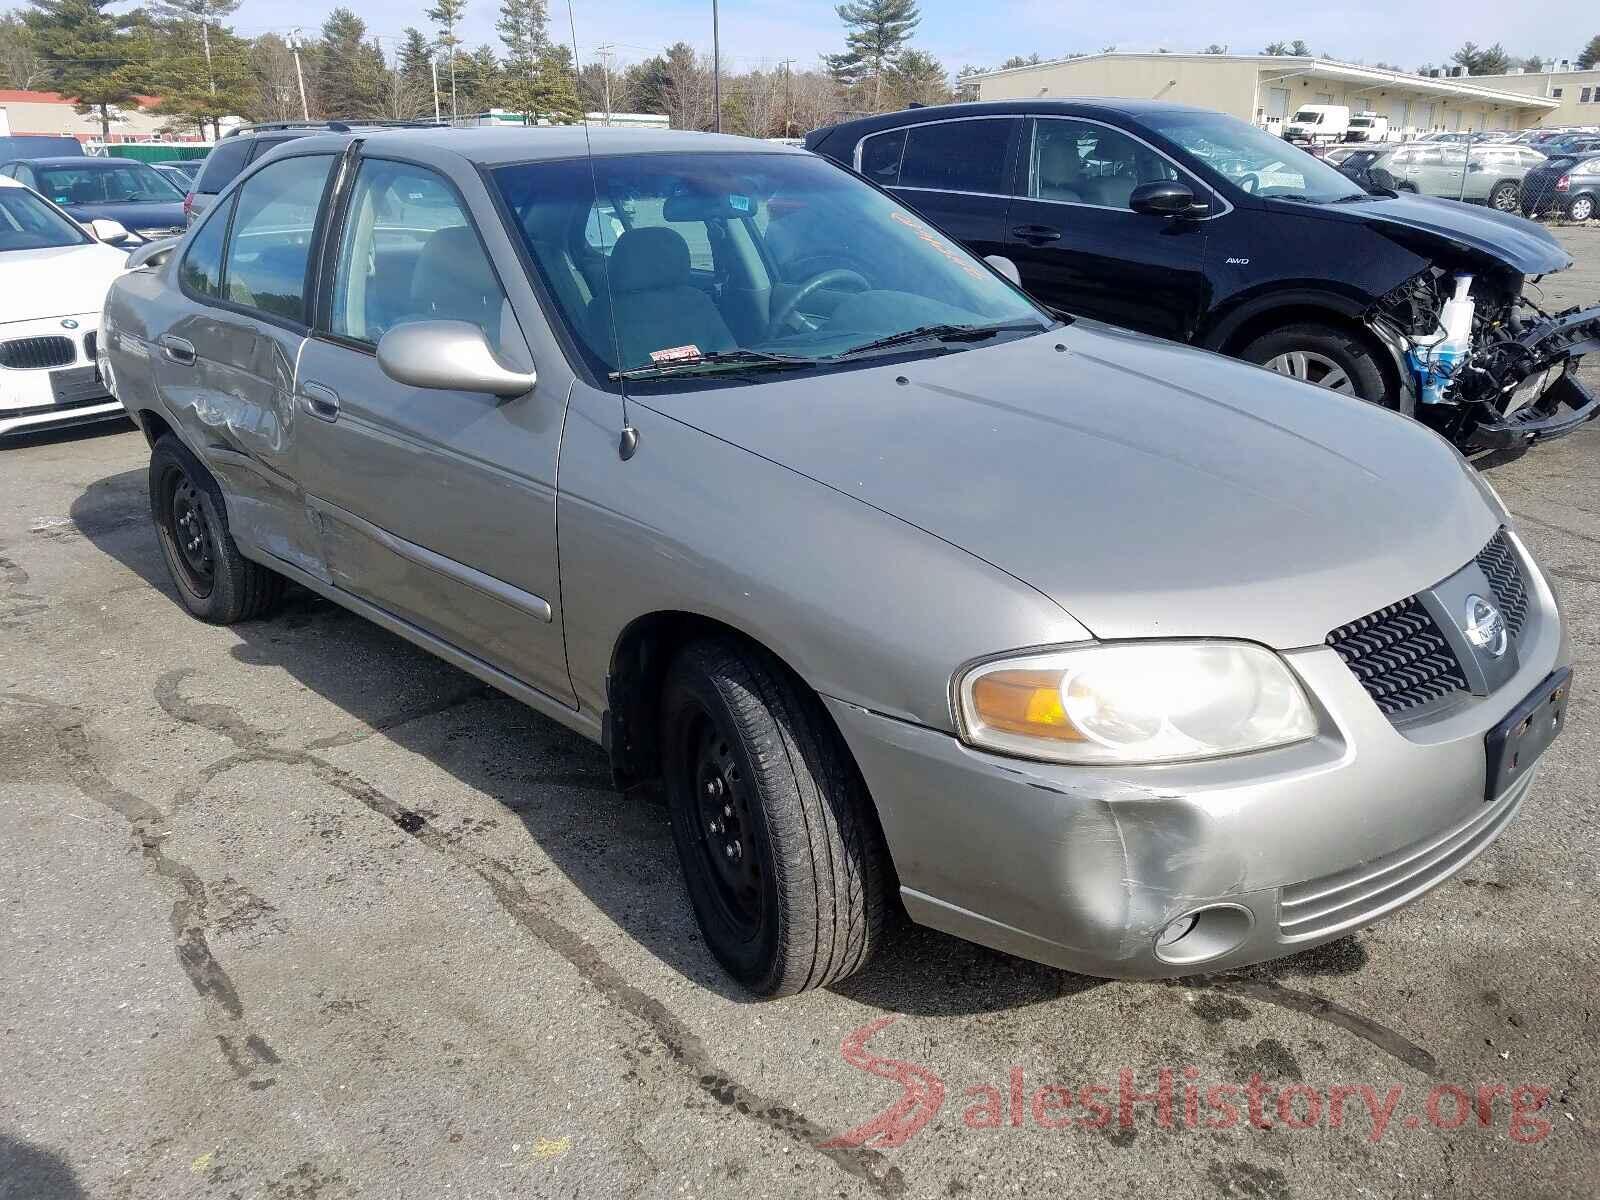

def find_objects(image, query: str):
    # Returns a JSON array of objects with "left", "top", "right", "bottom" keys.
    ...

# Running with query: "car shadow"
[
  {"left": 67, "top": 467, "right": 1360, "bottom": 1016},
  {"left": 0, "top": 1131, "right": 85, "bottom": 1200}
]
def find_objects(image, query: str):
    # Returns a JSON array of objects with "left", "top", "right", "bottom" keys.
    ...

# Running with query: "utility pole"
[
  {"left": 431, "top": 53, "right": 442, "bottom": 123},
  {"left": 780, "top": 57, "right": 794, "bottom": 136},
  {"left": 711, "top": 0, "right": 721, "bottom": 132},
  {"left": 596, "top": 43, "right": 614, "bottom": 126},
  {"left": 287, "top": 28, "right": 309, "bottom": 121}
]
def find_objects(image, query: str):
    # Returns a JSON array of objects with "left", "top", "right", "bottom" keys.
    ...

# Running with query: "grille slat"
[
  {"left": 0, "top": 335, "right": 75, "bottom": 370},
  {"left": 1327, "top": 597, "right": 1468, "bottom": 716},
  {"left": 1475, "top": 531, "right": 1530, "bottom": 637}
]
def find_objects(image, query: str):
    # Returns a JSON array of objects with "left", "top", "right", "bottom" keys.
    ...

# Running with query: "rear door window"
[
  {"left": 897, "top": 119, "right": 1016, "bottom": 194},
  {"left": 195, "top": 138, "right": 252, "bottom": 193},
  {"left": 179, "top": 197, "right": 231, "bottom": 298},
  {"left": 220, "top": 154, "right": 334, "bottom": 323},
  {"left": 858, "top": 129, "right": 907, "bottom": 187}
]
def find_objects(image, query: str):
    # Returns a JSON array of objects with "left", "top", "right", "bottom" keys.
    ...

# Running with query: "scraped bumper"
[{"left": 1467, "top": 303, "right": 1600, "bottom": 450}]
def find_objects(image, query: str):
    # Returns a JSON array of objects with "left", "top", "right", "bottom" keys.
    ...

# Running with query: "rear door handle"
[
  {"left": 1011, "top": 224, "right": 1062, "bottom": 243},
  {"left": 300, "top": 381, "right": 340, "bottom": 422},
  {"left": 159, "top": 335, "right": 195, "bottom": 364}
]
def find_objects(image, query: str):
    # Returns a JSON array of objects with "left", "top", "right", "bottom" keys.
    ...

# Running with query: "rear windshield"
[{"left": 195, "top": 138, "right": 253, "bottom": 192}]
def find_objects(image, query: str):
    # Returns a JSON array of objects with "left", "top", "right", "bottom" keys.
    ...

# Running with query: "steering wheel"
[
  {"left": 769, "top": 268, "right": 870, "bottom": 334},
  {"left": 1237, "top": 173, "right": 1261, "bottom": 195}
]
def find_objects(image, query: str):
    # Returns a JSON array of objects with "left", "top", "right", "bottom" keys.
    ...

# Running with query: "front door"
[
  {"left": 1004, "top": 117, "right": 1210, "bottom": 341},
  {"left": 858, "top": 116, "right": 1021, "bottom": 261},
  {"left": 290, "top": 156, "right": 573, "bottom": 705}
]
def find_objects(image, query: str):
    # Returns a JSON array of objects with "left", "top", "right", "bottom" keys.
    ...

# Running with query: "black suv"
[{"left": 807, "top": 100, "right": 1600, "bottom": 451}]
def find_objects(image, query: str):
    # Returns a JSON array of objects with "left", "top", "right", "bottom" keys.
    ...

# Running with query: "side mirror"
[
  {"left": 376, "top": 320, "right": 536, "bottom": 398},
  {"left": 1129, "top": 180, "right": 1207, "bottom": 218},
  {"left": 1364, "top": 167, "right": 1398, "bottom": 194},
  {"left": 88, "top": 218, "right": 131, "bottom": 245},
  {"left": 983, "top": 254, "right": 1022, "bottom": 286}
]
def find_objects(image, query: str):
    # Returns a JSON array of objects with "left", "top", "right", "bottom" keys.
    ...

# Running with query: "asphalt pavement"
[{"left": 2, "top": 227, "right": 1599, "bottom": 1199}]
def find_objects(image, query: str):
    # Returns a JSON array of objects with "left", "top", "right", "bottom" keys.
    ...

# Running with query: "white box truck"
[
  {"left": 1283, "top": 104, "right": 1350, "bottom": 145},
  {"left": 1344, "top": 112, "right": 1391, "bottom": 143}
]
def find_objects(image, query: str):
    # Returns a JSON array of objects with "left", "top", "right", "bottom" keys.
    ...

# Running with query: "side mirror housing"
[
  {"left": 88, "top": 218, "right": 131, "bottom": 245},
  {"left": 1129, "top": 180, "right": 1207, "bottom": 218},
  {"left": 376, "top": 320, "right": 536, "bottom": 398},
  {"left": 983, "top": 254, "right": 1022, "bottom": 286},
  {"left": 1364, "top": 167, "right": 1398, "bottom": 194}
]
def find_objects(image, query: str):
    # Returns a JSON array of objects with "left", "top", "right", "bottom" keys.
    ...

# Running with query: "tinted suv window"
[
  {"left": 195, "top": 138, "right": 252, "bottom": 192},
  {"left": 222, "top": 154, "right": 333, "bottom": 322},
  {"left": 179, "top": 198, "right": 230, "bottom": 298},
  {"left": 858, "top": 129, "right": 907, "bottom": 186},
  {"left": 330, "top": 159, "right": 507, "bottom": 346},
  {"left": 897, "top": 119, "right": 1014, "bottom": 193}
]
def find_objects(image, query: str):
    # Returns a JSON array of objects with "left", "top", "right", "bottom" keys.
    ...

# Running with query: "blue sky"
[{"left": 230, "top": 0, "right": 1596, "bottom": 77}]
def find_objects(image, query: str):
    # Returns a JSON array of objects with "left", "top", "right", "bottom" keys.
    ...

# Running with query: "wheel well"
[
  {"left": 135, "top": 408, "right": 174, "bottom": 449},
  {"left": 604, "top": 612, "right": 836, "bottom": 791},
  {"left": 1219, "top": 304, "right": 1401, "bottom": 401}
]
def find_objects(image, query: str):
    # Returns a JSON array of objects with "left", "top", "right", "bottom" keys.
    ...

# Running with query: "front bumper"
[
  {"left": 1464, "top": 304, "right": 1600, "bottom": 450},
  {"left": 0, "top": 312, "right": 121, "bottom": 441},
  {"left": 827, "top": 533, "right": 1568, "bottom": 978}
]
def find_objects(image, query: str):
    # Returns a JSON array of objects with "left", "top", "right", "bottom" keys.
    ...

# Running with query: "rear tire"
[
  {"left": 1489, "top": 181, "right": 1521, "bottom": 212},
  {"left": 149, "top": 434, "right": 285, "bottom": 624},
  {"left": 1569, "top": 193, "right": 1595, "bottom": 222},
  {"left": 1240, "top": 322, "right": 1392, "bottom": 407},
  {"left": 660, "top": 636, "right": 889, "bottom": 997}
]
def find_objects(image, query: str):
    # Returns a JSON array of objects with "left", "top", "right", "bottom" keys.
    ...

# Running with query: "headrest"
[
  {"left": 608, "top": 226, "right": 690, "bottom": 293},
  {"left": 411, "top": 225, "right": 492, "bottom": 300}
]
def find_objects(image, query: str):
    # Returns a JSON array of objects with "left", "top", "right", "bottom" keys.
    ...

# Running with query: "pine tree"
[
  {"left": 24, "top": 0, "right": 149, "bottom": 139},
  {"left": 426, "top": 0, "right": 466, "bottom": 118},
  {"left": 147, "top": 0, "right": 239, "bottom": 113},
  {"left": 496, "top": 0, "right": 548, "bottom": 123},
  {"left": 397, "top": 27, "right": 435, "bottom": 118},
  {"left": 888, "top": 48, "right": 948, "bottom": 107},
  {"left": 154, "top": 19, "right": 255, "bottom": 137},
  {"left": 825, "top": 0, "right": 919, "bottom": 112},
  {"left": 530, "top": 42, "right": 581, "bottom": 124},
  {"left": 1580, "top": 36, "right": 1600, "bottom": 70},
  {"left": 318, "top": 7, "right": 386, "bottom": 118}
]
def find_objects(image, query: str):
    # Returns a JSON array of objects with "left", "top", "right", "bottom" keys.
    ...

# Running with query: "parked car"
[
  {"left": 807, "top": 100, "right": 1600, "bottom": 451},
  {"left": 102, "top": 127, "right": 1571, "bottom": 994},
  {"left": 0, "top": 134, "right": 82, "bottom": 164},
  {"left": 150, "top": 159, "right": 202, "bottom": 189},
  {"left": 1374, "top": 142, "right": 1546, "bottom": 211},
  {"left": 0, "top": 156, "right": 186, "bottom": 243},
  {"left": 186, "top": 120, "right": 445, "bottom": 224},
  {"left": 0, "top": 176, "right": 129, "bottom": 439},
  {"left": 1283, "top": 103, "right": 1349, "bottom": 145},
  {"left": 1521, "top": 152, "right": 1600, "bottom": 221}
]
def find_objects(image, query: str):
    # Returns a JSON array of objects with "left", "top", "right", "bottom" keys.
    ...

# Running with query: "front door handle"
[
  {"left": 159, "top": 334, "right": 195, "bottom": 364},
  {"left": 300, "top": 381, "right": 340, "bottom": 422},
  {"left": 1011, "top": 223, "right": 1062, "bottom": 243}
]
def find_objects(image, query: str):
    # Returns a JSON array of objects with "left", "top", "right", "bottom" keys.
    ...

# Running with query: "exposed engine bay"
[{"left": 1370, "top": 264, "right": 1600, "bottom": 451}]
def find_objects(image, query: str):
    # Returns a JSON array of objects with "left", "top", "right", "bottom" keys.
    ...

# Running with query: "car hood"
[
  {"left": 62, "top": 200, "right": 187, "bottom": 233},
  {"left": 1337, "top": 191, "right": 1571, "bottom": 275},
  {"left": 641, "top": 322, "right": 1499, "bottom": 649},
  {"left": 0, "top": 242, "right": 127, "bottom": 323}
]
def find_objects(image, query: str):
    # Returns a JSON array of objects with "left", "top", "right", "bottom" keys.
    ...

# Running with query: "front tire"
[
  {"left": 660, "top": 637, "right": 889, "bottom": 997},
  {"left": 149, "top": 434, "right": 285, "bottom": 624},
  {"left": 1241, "top": 322, "right": 1391, "bottom": 406},
  {"left": 1489, "top": 181, "right": 1521, "bottom": 212}
]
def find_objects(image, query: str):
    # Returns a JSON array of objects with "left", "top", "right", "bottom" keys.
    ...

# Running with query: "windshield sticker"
[
  {"left": 728, "top": 194, "right": 751, "bottom": 213},
  {"left": 650, "top": 344, "right": 702, "bottom": 364},
  {"left": 889, "top": 209, "right": 987, "bottom": 281}
]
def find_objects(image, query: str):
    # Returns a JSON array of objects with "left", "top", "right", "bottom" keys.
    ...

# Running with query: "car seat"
[{"left": 583, "top": 227, "right": 735, "bottom": 369}]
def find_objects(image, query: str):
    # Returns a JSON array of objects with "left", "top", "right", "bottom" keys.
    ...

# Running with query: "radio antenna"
[{"left": 563, "top": 0, "right": 632, "bottom": 447}]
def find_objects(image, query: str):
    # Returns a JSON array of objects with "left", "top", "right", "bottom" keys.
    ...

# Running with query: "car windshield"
[
  {"left": 1349, "top": 118, "right": 1372, "bottom": 127},
  {"left": 492, "top": 151, "right": 1049, "bottom": 380},
  {"left": 36, "top": 161, "right": 183, "bottom": 205},
  {"left": 1146, "top": 110, "right": 1367, "bottom": 202},
  {"left": 0, "top": 187, "right": 88, "bottom": 250}
]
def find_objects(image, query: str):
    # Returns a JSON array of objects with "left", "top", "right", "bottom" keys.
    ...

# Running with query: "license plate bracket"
[
  {"left": 1484, "top": 667, "right": 1572, "bottom": 801},
  {"left": 49, "top": 364, "right": 104, "bottom": 405}
]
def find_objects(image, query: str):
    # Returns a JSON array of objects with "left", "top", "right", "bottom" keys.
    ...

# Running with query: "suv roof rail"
[{"left": 221, "top": 119, "right": 451, "bottom": 139}]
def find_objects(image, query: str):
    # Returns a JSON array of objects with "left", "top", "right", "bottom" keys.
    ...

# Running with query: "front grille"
[
  {"left": 1279, "top": 774, "right": 1529, "bottom": 940},
  {"left": 1326, "top": 596, "right": 1469, "bottom": 717},
  {"left": 83, "top": 330, "right": 97, "bottom": 361},
  {"left": 1476, "top": 531, "right": 1529, "bottom": 637},
  {"left": 0, "top": 335, "right": 75, "bottom": 370}
]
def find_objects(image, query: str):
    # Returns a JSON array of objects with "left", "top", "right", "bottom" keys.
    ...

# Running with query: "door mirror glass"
[
  {"left": 1364, "top": 167, "right": 1398, "bottom": 193},
  {"left": 1129, "top": 180, "right": 1204, "bottom": 216},
  {"left": 88, "top": 217, "right": 130, "bottom": 244},
  {"left": 376, "top": 320, "right": 536, "bottom": 397},
  {"left": 983, "top": 254, "right": 1022, "bottom": 285}
]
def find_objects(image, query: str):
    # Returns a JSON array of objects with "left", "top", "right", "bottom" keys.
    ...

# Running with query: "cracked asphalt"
[{"left": 4, "top": 227, "right": 1599, "bottom": 1200}]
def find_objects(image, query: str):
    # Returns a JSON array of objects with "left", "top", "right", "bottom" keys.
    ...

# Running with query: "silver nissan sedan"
[{"left": 100, "top": 128, "right": 1571, "bottom": 996}]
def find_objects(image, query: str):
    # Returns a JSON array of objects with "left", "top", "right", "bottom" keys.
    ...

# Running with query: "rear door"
[
  {"left": 854, "top": 115, "right": 1020, "bottom": 261},
  {"left": 152, "top": 151, "right": 337, "bottom": 577},
  {"left": 290, "top": 154, "right": 572, "bottom": 704},
  {"left": 1003, "top": 116, "right": 1210, "bottom": 341}
]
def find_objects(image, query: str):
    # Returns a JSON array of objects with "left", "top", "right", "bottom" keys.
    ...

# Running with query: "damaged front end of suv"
[{"left": 1365, "top": 232, "right": 1600, "bottom": 454}]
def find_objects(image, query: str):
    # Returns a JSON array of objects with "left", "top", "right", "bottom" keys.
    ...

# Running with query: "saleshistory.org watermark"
[{"left": 819, "top": 1017, "right": 1556, "bottom": 1150}]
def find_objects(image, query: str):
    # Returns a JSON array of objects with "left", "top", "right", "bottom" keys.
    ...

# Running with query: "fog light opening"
[{"left": 1154, "top": 904, "right": 1255, "bottom": 966}]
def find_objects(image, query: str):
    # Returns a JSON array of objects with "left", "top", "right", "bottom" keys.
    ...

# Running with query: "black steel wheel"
[
  {"left": 660, "top": 636, "right": 890, "bottom": 997},
  {"left": 148, "top": 434, "right": 285, "bottom": 623}
]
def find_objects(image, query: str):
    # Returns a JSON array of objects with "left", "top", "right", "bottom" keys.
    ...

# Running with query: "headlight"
[{"left": 955, "top": 641, "right": 1317, "bottom": 765}]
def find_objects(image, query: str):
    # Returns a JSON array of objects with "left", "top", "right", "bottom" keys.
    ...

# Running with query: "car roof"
[
  {"left": 813, "top": 97, "right": 1216, "bottom": 141},
  {"left": 273, "top": 125, "right": 815, "bottom": 167}
]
